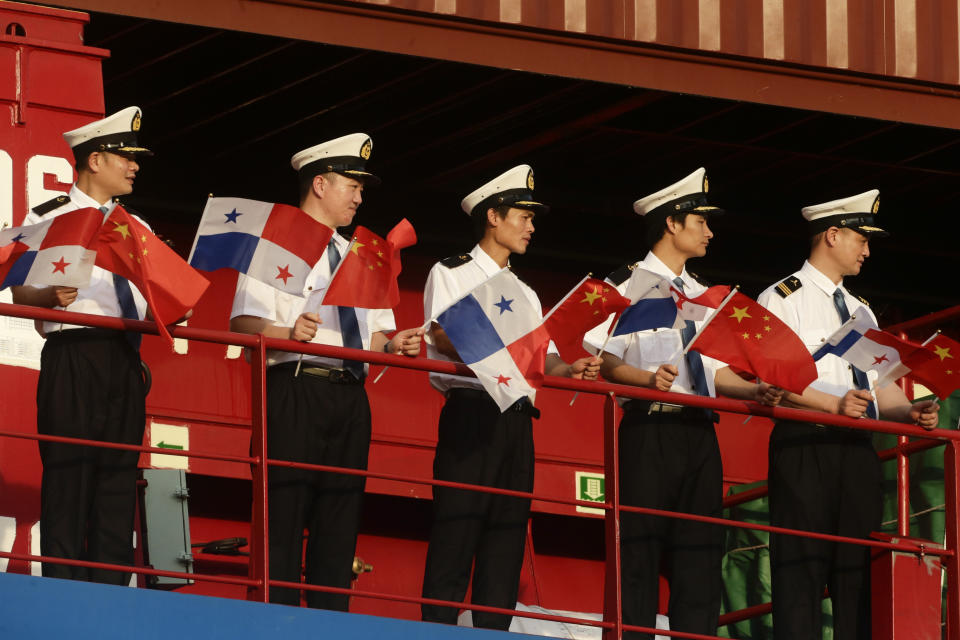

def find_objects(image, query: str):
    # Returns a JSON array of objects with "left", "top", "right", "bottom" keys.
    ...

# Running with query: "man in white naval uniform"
[
  {"left": 420, "top": 165, "right": 601, "bottom": 631},
  {"left": 586, "top": 168, "right": 782, "bottom": 640},
  {"left": 13, "top": 107, "right": 153, "bottom": 584},
  {"left": 231, "top": 133, "right": 423, "bottom": 611},
  {"left": 757, "top": 190, "right": 938, "bottom": 640}
]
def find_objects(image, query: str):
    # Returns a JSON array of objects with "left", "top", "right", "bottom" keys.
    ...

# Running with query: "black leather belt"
[
  {"left": 45, "top": 328, "right": 126, "bottom": 344},
  {"left": 270, "top": 361, "right": 364, "bottom": 385},
  {"left": 623, "top": 399, "right": 718, "bottom": 423},
  {"left": 446, "top": 387, "right": 541, "bottom": 419}
]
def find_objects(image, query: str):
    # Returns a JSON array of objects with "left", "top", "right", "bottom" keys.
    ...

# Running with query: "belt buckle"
[{"left": 328, "top": 368, "right": 347, "bottom": 384}]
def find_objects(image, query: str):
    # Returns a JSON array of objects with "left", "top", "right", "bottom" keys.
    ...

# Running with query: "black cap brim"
[{"left": 340, "top": 169, "right": 380, "bottom": 187}]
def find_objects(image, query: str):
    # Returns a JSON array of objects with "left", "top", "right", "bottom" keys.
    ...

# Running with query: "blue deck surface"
[{"left": 0, "top": 572, "right": 534, "bottom": 639}]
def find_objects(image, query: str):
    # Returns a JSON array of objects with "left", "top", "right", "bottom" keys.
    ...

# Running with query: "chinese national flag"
[
  {"left": 96, "top": 206, "right": 210, "bottom": 344},
  {"left": 544, "top": 276, "right": 631, "bottom": 348},
  {"left": 322, "top": 218, "right": 416, "bottom": 309},
  {"left": 904, "top": 333, "right": 960, "bottom": 400},
  {"left": 689, "top": 290, "right": 817, "bottom": 394}
]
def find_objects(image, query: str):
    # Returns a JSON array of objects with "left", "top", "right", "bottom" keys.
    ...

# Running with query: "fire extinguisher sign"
[{"left": 574, "top": 471, "right": 605, "bottom": 515}]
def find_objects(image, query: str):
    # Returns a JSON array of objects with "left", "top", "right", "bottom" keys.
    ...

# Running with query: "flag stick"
[
  {"left": 373, "top": 366, "right": 389, "bottom": 384},
  {"left": 921, "top": 330, "right": 941, "bottom": 346}
]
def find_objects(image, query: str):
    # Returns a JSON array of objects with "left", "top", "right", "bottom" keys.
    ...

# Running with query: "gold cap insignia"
[
  {"left": 872, "top": 196, "right": 880, "bottom": 214},
  {"left": 703, "top": 176, "right": 709, "bottom": 193},
  {"left": 131, "top": 110, "right": 141, "bottom": 132},
  {"left": 527, "top": 170, "right": 535, "bottom": 190},
  {"left": 360, "top": 138, "right": 372, "bottom": 160}
]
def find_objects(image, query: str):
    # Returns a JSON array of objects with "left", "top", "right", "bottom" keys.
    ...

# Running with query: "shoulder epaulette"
[
  {"left": 688, "top": 270, "right": 712, "bottom": 287},
  {"left": 31, "top": 194, "right": 70, "bottom": 215},
  {"left": 606, "top": 261, "right": 638, "bottom": 286},
  {"left": 775, "top": 276, "right": 802, "bottom": 298},
  {"left": 440, "top": 254, "right": 472, "bottom": 269},
  {"left": 845, "top": 288, "right": 870, "bottom": 307}
]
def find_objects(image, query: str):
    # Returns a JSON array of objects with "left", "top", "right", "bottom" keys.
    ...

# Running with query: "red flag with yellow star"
[
  {"left": 322, "top": 219, "right": 416, "bottom": 309},
  {"left": 543, "top": 276, "right": 631, "bottom": 352},
  {"left": 688, "top": 290, "right": 817, "bottom": 394},
  {"left": 95, "top": 205, "right": 210, "bottom": 344},
  {"left": 904, "top": 333, "right": 960, "bottom": 400}
]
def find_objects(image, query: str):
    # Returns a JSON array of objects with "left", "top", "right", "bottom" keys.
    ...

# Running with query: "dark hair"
[
  {"left": 298, "top": 171, "right": 340, "bottom": 205},
  {"left": 644, "top": 212, "right": 691, "bottom": 248},
  {"left": 74, "top": 150, "right": 95, "bottom": 174},
  {"left": 469, "top": 204, "right": 511, "bottom": 241}
]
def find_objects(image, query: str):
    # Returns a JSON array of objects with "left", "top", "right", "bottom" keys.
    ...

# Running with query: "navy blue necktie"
[
  {"left": 673, "top": 277, "right": 710, "bottom": 398},
  {"left": 327, "top": 239, "right": 364, "bottom": 378},
  {"left": 832, "top": 288, "right": 876, "bottom": 419},
  {"left": 101, "top": 206, "right": 140, "bottom": 350}
]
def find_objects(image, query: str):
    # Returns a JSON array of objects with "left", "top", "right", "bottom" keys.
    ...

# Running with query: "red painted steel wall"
[{"left": 351, "top": 0, "right": 960, "bottom": 86}]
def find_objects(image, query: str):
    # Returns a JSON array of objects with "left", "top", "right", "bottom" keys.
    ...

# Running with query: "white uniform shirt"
[
  {"left": 583, "top": 251, "right": 724, "bottom": 401},
  {"left": 423, "top": 244, "right": 557, "bottom": 394},
  {"left": 757, "top": 259, "right": 879, "bottom": 401},
  {"left": 25, "top": 184, "right": 149, "bottom": 334},
  {"left": 230, "top": 231, "right": 396, "bottom": 371}
]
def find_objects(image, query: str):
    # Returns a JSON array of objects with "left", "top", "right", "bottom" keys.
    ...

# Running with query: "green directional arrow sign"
[
  {"left": 575, "top": 471, "right": 605, "bottom": 514},
  {"left": 156, "top": 441, "right": 184, "bottom": 450}
]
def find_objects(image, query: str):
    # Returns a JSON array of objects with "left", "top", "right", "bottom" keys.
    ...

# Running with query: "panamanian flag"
[
  {"left": 434, "top": 269, "right": 551, "bottom": 412},
  {"left": 188, "top": 197, "right": 333, "bottom": 296},
  {"left": 811, "top": 310, "right": 933, "bottom": 388},
  {"left": 0, "top": 208, "right": 103, "bottom": 289},
  {"left": 613, "top": 266, "right": 728, "bottom": 336}
]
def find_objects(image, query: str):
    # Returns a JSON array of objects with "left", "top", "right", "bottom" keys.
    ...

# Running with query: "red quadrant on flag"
[
  {"left": 259, "top": 203, "right": 332, "bottom": 266},
  {"left": 37, "top": 208, "right": 104, "bottom": 250}
]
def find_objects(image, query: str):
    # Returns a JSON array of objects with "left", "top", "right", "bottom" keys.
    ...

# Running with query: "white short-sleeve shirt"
[
  {"left": 758, "top": 259, "right": 880, "bottom": 401},
  {"left": 423, "top": 244, "right": 557, "bottom": 394},
  {"left": 25, "top": 184, "right": 149, "bottom": 334},
  {"left": 231, "top": 231, "right": 396, "bottom": 370},
  {"left": 583, "top": 250, "right": 724, "bottom": 401}
]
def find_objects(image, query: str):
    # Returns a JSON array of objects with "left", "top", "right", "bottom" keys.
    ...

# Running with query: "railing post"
[
  {"left": 602, "top": 392, "right": 622, "bottom": 640},
  {"left": 945, "top": 440, "right": 960, "bottom": 640},
  {"left": 248, "top": 336, "right": 270, "bottom": 602},
  {"left": 897, "top": 337, "right": 913, "bottom": 537}
]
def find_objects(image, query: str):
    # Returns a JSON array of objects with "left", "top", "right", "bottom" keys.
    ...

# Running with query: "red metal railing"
[{"left": 0, "top": 301, "right": 956, "bottom": 640}]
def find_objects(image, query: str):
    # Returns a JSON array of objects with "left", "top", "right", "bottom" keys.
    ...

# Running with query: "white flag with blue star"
[
  {"left": 188, "top": 197, "right": 332, "bottom": 296},
  {"left": 433, "top": 269, "right": 550, "bottom": 412}
]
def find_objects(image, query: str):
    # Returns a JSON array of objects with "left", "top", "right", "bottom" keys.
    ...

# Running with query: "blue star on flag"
[
  {"left": 224, "top": 208, "right": 242, "bottom": 223},
  {"left": 11, "top": 233, "right": 26, "bottom": 243},
  {"left": 494, "top": 295, "right": 514, "bottom": 315}
]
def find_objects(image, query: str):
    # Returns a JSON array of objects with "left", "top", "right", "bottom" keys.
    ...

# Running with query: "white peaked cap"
[
  {"left": 632, "top": 167, "right": 722, "bottom": 217},
  {"left": 801, "top": 189, "right": 887, "bottom": 236},
  {"left": 290, "top": 133, "right": 379, "bottom": 185},
  {"left": 460, "top": 164, "right": 548, "bottom": 217},
  {"left": 63, "top": 106, "right": 152, "bottom": 157}
]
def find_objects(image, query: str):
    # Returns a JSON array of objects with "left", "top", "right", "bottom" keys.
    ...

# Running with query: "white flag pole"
[{"left": 921, "top": 330, "right": 941, "bottom": 346}]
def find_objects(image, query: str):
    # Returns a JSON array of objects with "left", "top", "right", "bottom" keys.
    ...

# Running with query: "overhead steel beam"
[{"left": 44, "top": 0, "right": 960, "bottom": 130}]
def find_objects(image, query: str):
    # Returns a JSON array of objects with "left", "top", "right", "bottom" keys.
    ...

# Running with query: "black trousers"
[
  {"left": 421, "top": 389, "right": 535, "bottom": 631},
  {"left": 619, "top": 406, "right": 723, "bottom": 640},
  {"left": 265, "top": 364, "right": 371, "bottom": 611},
  {"left": 37, "top": 329, "right": 145, "bottom": 585},
  {"left": 768, "top": 421, "right": 881, "bottom": 640}
]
